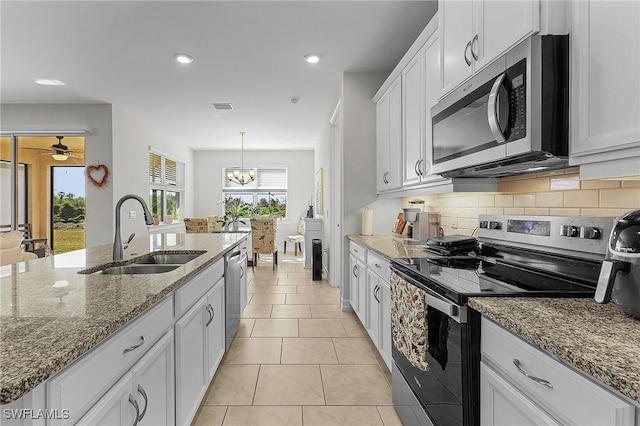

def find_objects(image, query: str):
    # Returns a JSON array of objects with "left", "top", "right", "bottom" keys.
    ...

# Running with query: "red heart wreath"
[{"left": 86, "top": 164, "right": 110, "bottom": 189}]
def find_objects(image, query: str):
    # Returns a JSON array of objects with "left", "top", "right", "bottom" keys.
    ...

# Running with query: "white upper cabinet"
[
  {"left": 402, "top": 50, "right": 424, "bottom": 187},
  {"left": 376, "top": 76, "right": 403, "bottom": 192},
  {"left": 439, "top": 0, "right": 539, "bottom": 97},
  {"left": 569, "top": 0, "right": 640, "bottom": 179}
]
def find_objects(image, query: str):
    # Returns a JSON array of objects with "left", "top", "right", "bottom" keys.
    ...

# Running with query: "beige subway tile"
[
  {"left": 503, "top": 208, "right": 525, "bottom": 215},
  {"left": 500, "top": 175, "right": 520, "bottom": 182},
  {"left": 441, "top": 215, "right": 458, "bottom": 228},
  {"left": 524, "top": 208, "right": 549, "bottom": 216},
  {"left": 458, "top": 218, "right": 478, "bottom": 229},
  {"left": 549, "top": 208, "right": 581, "bottom": 217},
  {"left": 523, "top": 177, "right": 550, "bottom": 193},
  {"left": 600, "top": 188, "right": 640, "bottom": 208},
  {"left": 550, "top": 175, "right": 580, "bottom": 191},
  {"left": 441, "top": 226, "right": 458, "bottom": 235},
  {"left": 581, "top": 180, "right": 621, "bottom": 190},
  {"left": 535, "top": 192, "right": 564, "bottom": 207},
  {"left": 581, "top": 209, "right": 623, "bottom": 217},
  {"left": 495, "top": 195, "right": 514, "bottom": 207},
  {"left": 500, "top": 180, "right": 526, "bottom": 193},
  {"left": 564, "top": 190, "right": 599, "bottom": 208},
  {"left": 457, "top": 208, "right": 480, "bottom": 219},
  {"left": 513, "top": 194, "right": 535, "bottom": 207},
  {"left": 478, "top": 195, "right": 495, "bottom": 207},
  {"left": 622, "top": 180, "right": 640, "bottom": 188},
  {"left": 464, "top": 196, "right": 479, "bottom": 207},
  {"left": 468, "top": 208, "right": 487, "bottom": 217},
  {"left": 563, "top": 167, "right": 580, "bottom": 175},
  {"left": 486, "top": 208, "right": 504, "bottom": 215}
]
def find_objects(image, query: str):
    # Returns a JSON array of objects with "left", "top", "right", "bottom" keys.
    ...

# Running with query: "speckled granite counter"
[
  {"left": 469, "top": 297, "right": 640, "bottom": 405},
  {"left": 0, "top": 232, "right": 248, "bottom": 404},
  {"left": 348, "top": 234, "right": 437, "bottom": 260}
]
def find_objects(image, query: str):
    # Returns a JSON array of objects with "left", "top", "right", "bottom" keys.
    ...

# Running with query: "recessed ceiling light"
[
  {"left": 174, "top": 53, "right": 194, "bottom": 64},
  {"left": 303, "top": 53, "right": 321, "bottom": 64},
  {"left": 35, "top": 79, "right": 66, "bottom": 86}
]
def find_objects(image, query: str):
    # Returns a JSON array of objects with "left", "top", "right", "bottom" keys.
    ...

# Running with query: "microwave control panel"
[{"left": 507, "top": 58, "right": 527, "bottom": 141}]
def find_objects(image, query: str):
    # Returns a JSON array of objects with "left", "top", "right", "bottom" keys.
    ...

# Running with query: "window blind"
[{"left": 149, "top": 150, "right": 185, "bottom": 190}]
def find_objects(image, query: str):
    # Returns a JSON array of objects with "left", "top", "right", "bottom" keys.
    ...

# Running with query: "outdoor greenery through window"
[
  {"left": 222, "top": 167, "right": 287, "bottom": 222},
  {"left": 149, "top": 149, "right": 185, "bottom": 223}
]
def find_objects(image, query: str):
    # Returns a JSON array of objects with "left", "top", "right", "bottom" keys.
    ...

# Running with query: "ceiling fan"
[{"left": 23, "top": 136, "right": 84, "bottom": 161}]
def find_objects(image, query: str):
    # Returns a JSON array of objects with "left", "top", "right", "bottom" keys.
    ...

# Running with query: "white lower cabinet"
[
  {"left": 365, "top": 268, "right": 381, "bottom": 348},
  {"left": 480, "top": 318, "right": 635, "bottom": 426},
  {"left": 77, "top": 331, "right": 175, "bottom": 426},
  {"left": 364, "top": 250, "right": 392, "bottom": 370},
  {"left": 175, "top": 276, "right": 225, "bottom": 426}
]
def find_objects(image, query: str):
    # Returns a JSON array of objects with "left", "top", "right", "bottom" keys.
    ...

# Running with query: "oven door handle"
[{"left": 424, "top": 293, "right": 466, "bottom": 324}]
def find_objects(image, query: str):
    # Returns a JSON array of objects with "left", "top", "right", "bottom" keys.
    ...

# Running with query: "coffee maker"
[
  {"left": 595, "top": 209, "right": 640, "bottom": 319},
  {"left": 402, "top": 208, "right": 440, "bottom": 245}
]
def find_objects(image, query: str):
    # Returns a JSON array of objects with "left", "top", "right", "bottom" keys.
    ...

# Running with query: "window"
[
  {"left": 149, "top": 149, "right": 185, "bottom": 222},
  {"left": 222, "top": 167, "right": 287, "bottom": 219}
]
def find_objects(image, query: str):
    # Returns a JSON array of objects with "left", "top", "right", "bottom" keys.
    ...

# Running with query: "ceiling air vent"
[{"left": 212, "top": 103, "right": 233, "bottom": 110}]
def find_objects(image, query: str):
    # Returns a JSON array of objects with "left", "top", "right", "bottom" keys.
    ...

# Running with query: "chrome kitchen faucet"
[{"left": 113, "top": 194, "right": 154, "bottom": 260}]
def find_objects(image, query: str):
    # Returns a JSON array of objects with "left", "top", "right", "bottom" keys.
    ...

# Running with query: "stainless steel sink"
[
  {"left": 134, "top": 252, "right": 205, "bottom": 265},
  {"left": 79, "top": 250, "right": 206, "bottom": 275},
  {"left": 98, "top": 264, "right": 181, "bottom": 275}
]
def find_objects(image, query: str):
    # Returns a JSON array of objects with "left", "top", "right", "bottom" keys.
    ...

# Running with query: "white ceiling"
[{"left": 1, "top": 1, "right": 436, "bottom": 151}]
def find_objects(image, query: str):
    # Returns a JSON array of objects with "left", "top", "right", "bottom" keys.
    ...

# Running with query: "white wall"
[
  {"left": 111, "top": 107, "right": 195, "bottom": 241},
  {"left": 0, "top": 104, "right": 114, "bottom": 247},
  {"left": 193, "top": 149, "right": 314, "bottom": 250}
]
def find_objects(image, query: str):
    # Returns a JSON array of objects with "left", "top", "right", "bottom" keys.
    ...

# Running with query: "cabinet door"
[
  {"left": 403, "top": 50, "right": 424, "bottom": 187},
  {"left": 356, "top": 259, "right": 368, "bottom": 326},
  {"left": 349, "top": 254, "right": 359, "bottom": 313},
  {"left": 422, "top": 32, "right": 441, "bottom": 181},
  {"left": 240, "top": 255, "right": 248, "bottom": 313},
  {"left": 75, "top": 372, "right": 135, "bottom": 426},
  {"left": 480, "top": 362, "right": 561, "bottom": 426},
  {"left": 387, "top": 77, "right": 403, "bottom": 190},
  {"left": 132, "top": 331, "right": 175, "bottom": 426},
  {"left": 378, "top": 281, "right": 392, "bottom": 371},
  {"left": 473, "top": 0, "right": 539, "bottom": 71},
  {"left": 440, "top": 0, "right": 473, "bottom": 95},
  {"left": 376, "top": 92, "right": 390, "bottom": 192},
  {"left": 175, "top": 297, "right": 208, "bottom": 426},
  {"left": 366, "top": 269, "right": 380, "bottom": 348},
  {"left": 571, "top": 0, "right": 640, "bottom": 157},
  {"left": 206, "top": 278, "right": 226, "bottom": 382}
]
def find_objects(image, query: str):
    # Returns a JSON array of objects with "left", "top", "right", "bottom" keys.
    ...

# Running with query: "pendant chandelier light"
[{"left": 227, "top": 131, "right": 255, "bottom": 185}]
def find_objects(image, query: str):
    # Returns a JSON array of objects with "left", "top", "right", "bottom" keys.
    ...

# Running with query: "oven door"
[{"left": 391, "top": 270, "right": 479, "bottom": 426}]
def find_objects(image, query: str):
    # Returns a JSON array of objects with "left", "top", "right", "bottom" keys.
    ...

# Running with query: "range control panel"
[{"left": 478, "top": 215, "right": 616, "bottom": 257}]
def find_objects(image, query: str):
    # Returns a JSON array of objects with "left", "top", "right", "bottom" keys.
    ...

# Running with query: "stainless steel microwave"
[{"left": 431, "top": 35, "right": 569, "bottom": 178}]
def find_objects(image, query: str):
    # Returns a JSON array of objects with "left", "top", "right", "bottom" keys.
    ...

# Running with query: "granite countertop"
[
  {"left": 348, "top": 234, "right": 438, "bottom": 260},
  {"left": 469, "top": 297, "right": 640, "bottom": 405},
  {"left": 0, "top": 232, "right": 248, "bottom": 405}
]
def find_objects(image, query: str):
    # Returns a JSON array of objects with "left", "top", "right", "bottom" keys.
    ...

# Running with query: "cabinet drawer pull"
[
  {"left": 123, "top": 336, "right": 146, "bottom": 354},
  {"left": 137, "top": 384, "right": 148, "bottom": 422},
  {"left": 471, "top": 34, "right": 479, "bottom": 60},
  {"left": 513, "top": 359, "right": 553, "bottom": 388},
  {"left": 206, "top": 304, "right": 214, "bottom": 327},
  {"left": 375, "top": 263, "right": 382, "bottom": 269},
  {"left": 128, "top": 395, "right": 140, "bottom": 426},
  {"left": 464, "top": 41, "right": 472, "bottom": 66}
]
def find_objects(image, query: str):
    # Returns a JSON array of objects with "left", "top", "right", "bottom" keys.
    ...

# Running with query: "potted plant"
[{"left": 224, "top": 199, "right": 252, "bottom": 231}]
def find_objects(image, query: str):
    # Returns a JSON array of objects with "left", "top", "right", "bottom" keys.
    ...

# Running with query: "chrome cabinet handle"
[
  {"left": 137, "top": 384, "right": 148, "bottom": 422},
  {"left": 123, "top": 336, "right": 146, "bottom": 354},
  {"left": 417, "top": 159, "right": 424, "bottom": 176},
  {"left": 487, "top": 72, "right": 510, "bottom": 143},
  {"left": 206, "top": 304, "right": 214, "bottom": 327},
  {"left": 513, "top": 359, "right": 553, "bottom": 388},
  {"left": 373, "top": 285, "right": 381, "bottom": 303},
  {"left": 353, "top": 265, "right": 358, "bottom": 278},
  {"left": 240, "top": 266, "right": 245, "bottom": 278},
  {"left": 129, "top": 395, "right": 140, "bottom": 426},
  {"left": 414, "top": 160, "right": 420, "bottom": 176},
  {"left": 464, "top": 41, "right": 472, "bottom": 66},
  {"left": 471, "top": 34, "right": 479, "bottom": 60}
]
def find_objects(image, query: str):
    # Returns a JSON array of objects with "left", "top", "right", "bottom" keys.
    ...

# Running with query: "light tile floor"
[{"left": 193, "top": 252, "right": 402, "bottom": 426}]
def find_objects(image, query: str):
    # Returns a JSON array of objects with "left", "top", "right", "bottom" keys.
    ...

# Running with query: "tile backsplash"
[{"left": 402, "top": 168, "right": 640, "bottom": 236}]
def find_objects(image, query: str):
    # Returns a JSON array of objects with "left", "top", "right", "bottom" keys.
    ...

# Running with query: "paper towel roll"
[{"left": 361, "top": 208, "right": 373, "bottom": 235}]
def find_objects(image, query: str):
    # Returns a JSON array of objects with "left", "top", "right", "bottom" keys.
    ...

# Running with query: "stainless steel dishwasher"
[{"left": 224, "top": 242, "right": 247, "bottom": 351}]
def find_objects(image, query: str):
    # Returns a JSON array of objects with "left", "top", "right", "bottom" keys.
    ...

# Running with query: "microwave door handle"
[{"left": 488, "top": 73, "right": 508, "bottom": 143}]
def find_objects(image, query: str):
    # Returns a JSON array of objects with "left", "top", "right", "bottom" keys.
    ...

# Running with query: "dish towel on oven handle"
[{"left": 390, "top": 272, "right": 429, "bottom": 371}]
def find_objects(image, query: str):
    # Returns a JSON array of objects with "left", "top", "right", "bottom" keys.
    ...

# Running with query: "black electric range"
[{"left": 389, "top": 215, "right": 616, "bottom": 426}]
